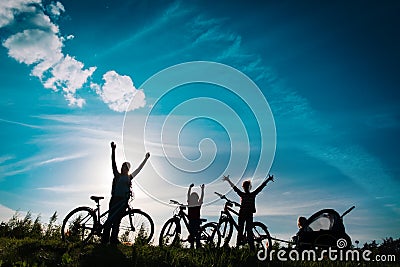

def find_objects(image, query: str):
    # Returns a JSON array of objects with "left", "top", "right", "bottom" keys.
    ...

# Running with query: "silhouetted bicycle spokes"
[
  {"left": 61, "top": 196, "right": 154, "bottom": 245},
  {"left": 159, "top": 199, "right": 221, "bottom": 248},
  {"left": 213, "top": 192, "right": 272, "bottom": 253}
]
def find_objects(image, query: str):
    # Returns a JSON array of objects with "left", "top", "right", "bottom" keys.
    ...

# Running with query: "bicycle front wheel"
[
  {"left": 159, "top": 218, "right": 180, "bottom": 247},
  {"left": 200, "top": 222, "right": 221, "bottom": 247},
  {"left": 218, "top": 216, "right": 233, "bottom": 247},
  {"left": 119, "top": 209, "right": 154, "bottom": 245},
  {"left": 252, "top": 221, "right": 272, "bottom": 256},
  {"left": 61, "top": 206, "right": 96, "bottom": 243}
]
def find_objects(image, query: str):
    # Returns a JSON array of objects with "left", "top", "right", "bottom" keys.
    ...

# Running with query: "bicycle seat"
[
  {"left": 90, "top": 196, "right": 104, "bottom": 202},
  {"left": 200, "top": 218, "right": 207, "bottom": 223}
]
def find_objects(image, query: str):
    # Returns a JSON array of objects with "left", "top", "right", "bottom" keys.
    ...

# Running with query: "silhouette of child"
[
  {"left": 101, "top": 141, "right": 150, "bottom": 244},
  {"left": 293, "top": 216, "right": 312, "bottom": 249},
  {"left": 297, "top": 216, "right": 311, "bottom": 232},
  {"left": 222, "top": 174, "right": 274, "bottom": 250},
  {"left": 187, "top": 183, "right": 205, "bottom": 249}
]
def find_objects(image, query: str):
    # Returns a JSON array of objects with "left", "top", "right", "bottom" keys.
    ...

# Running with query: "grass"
[
  {"left": 0, "top": 212, "right": 398, "bottom": 266},
  {"left": 0, "top": 238, "right": 399, "bottom": 267}
]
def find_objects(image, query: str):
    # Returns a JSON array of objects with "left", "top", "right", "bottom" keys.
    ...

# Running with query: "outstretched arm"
[
  {"left": 131, "top": 152, "right": 150, "bottom": 178},
  {"left": 199, "top": 184, "right": 205, "bottom": 204},
  {"left": 222, "top": 175, "right": 243, "bottom": 196},
  {"left": 187, "top": 183, "right": 194, "bottom": 203},
  {"left": 253, "top": 174, "right": 274, "bottom": 195},
  {"left": 111, "top": 142, "right": 118, "bottom": 176},
  {"left": 222, "top": 175, "right": 235, "bottom": 188}
]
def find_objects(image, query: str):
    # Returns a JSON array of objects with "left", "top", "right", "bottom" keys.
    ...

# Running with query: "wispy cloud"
[
  {"left": 183, "top": 8, "right": 400, "bottom": 206},
  {"left": 0, "top": 153, "right": 87, "bottom": 178},
  {"left": 0, "top": 118, "right": 42, "bottom": 129},
  {"left": 99, "top": 1, "right": 189, "bottom": 58},
  {"left": 36, "top": 183, "right": 103, "bottom": 193},
  {"left": 36, "top": 153, "right": 87, "bottom": 166}
]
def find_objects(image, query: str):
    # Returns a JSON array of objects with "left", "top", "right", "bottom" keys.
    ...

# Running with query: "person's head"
[
  {"left": 121, "top": 162, "right": 131, "bottom": 175},
  {"left": 297, "top": 216, "right": 307, "bottom": 229},
  {"left": 242, "top": 180, "right": 252, "bottom": 192},
  {"left": 188, "top": 192, "right": 200, "bottom": 206}
]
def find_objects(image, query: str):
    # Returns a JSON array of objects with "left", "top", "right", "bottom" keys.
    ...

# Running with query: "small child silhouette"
[
  {"left": 187, "top": 183, "right": 205, "bottom": 249},
  {"left": 223, "top": 174, "right": 274, "bottom": 250}
]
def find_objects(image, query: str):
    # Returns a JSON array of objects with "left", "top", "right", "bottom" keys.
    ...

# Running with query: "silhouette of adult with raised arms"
[
  {"left": 222, "top": 174, "right": 274, "bottom": 250},
  {"left": 187, "top": 183, "right": 205, "bottom": 249},
  {"left": 101, "top": 141, "right": 150, "bottom": 244}
]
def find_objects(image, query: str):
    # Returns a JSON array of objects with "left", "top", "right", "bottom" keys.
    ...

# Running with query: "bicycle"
[
  {"left": 159, "top": 199, "right": 221, "bottom": 248},
  {"left": 61, "top": 195, "right": 154, "bottom": 245},
  {"left": 213, "top": 192, "right": 272, "bottom": 253}
]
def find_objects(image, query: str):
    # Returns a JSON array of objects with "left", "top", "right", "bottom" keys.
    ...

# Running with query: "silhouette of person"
[
  {"left": 297, "top": 216, "right": 312, "bottom": 232},
  {"left": 187, "top": 183, "right": 205, "bottom": 249},
  {"left": 101, "top": 141, "right": 150, "bottom": 244},
  {"left": 293, "top": 216, "right": 312, "bottom": 249},
  {"left": 222, "top": 174, "right": 274, "bottom": 250}
]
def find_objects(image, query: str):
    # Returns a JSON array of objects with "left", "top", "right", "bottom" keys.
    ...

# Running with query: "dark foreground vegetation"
[{"left": 0, "top": 212, "right": 399, "bottom": 267}]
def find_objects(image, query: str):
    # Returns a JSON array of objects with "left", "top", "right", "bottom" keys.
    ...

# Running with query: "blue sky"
[{"left": 0, "top": 0, "right": 399, "bottom": 245}]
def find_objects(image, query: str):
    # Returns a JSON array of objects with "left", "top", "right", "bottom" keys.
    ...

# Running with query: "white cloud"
[
  {"left": 3, "top": 29, "right": 63, "bottom": 66},
  {"left": 44, "top": 55, "right": 96, "bottom": 105},
  {"left": 0, "top": 0, "right": 95, "bottom": 108},
  {"left": 95, "top": 71, "right": 146, "bottom": 112},
  {"left": 0, "top": 0, "right": 146, "bottom": 112},
  {"left": 0, "top": 0, "right": 41, "bottom": 28},
  {"left": 47, "top": 1, "right": 65, "bottom": 18}
]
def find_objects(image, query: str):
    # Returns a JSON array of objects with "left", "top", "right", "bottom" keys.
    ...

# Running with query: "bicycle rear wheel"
[
  {"left": 118, "top": 209, "right": 154, "bottom": 245},
  {"left": 159, "top": 218, "right": 180, "bottom": 246},
  {"left": 252, "top": 221, "right": 272, "bottom": 256},
  {"left": 61, "top": 207, "right": 96, "bottom": 243},
  {"left": 200, "top": 222, "right": 221, "bottom": 247}
]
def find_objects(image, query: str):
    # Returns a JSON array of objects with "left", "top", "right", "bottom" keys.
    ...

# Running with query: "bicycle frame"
[
  {"left": 91, "top": 197, "right": 136, "bottom": 235},
  {"left": 219, "top": 202, "right": 240, "bottom": 231},
  {"left": 173, "top": 206, "right": 191, "bottom": 234},
  {"left": 169, "top": 200, "right": 207, "bottom": 241}
]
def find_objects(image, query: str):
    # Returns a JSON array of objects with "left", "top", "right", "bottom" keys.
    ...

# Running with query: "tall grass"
[{"left": 0, "top": 213, "right": 399, "bottom": 266}]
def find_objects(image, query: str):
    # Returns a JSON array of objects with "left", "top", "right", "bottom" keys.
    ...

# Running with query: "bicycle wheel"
[
  {"left": 61, "top": 207, "right": 96, "bottom": 243},
  {"left": 252, "top": 221, "right": 272, "bottom": 256},
  {"left": 200, "top": 222, "right": 221, "bottom": 247},
  {"left": 218, "top": 216, "right": 233, "bottom": 247},
  {"left": 118, "top": 209, "right": 154, "bottom": 245},
  {"left": 159, "top": 218, "right": 181, "bottom": 246}
]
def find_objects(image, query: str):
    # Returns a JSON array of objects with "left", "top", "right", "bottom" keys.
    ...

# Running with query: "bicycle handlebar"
[
  {"left": 170, "top": 199, "right": 185, "bottom": 206},
  {"left": 214, "top": 192, "right": 224, "bottom": 198},
  {"left": 214, "top": 192, "right": 241, "bottom": 207}
]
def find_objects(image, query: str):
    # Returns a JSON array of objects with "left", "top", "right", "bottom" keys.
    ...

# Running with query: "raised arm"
[
  {"left": 253, "top": 174, "right": 274, "bottom": 195},
  {"left": 111, "top": 142, "right": 118, "bottom": 176},
  {"left": 130, "top": 152, "right": 150, "bottom": 178},
  {"left": 199, "top": 184, "right": 205, "bottom": 204},
  {"left": 187, "top": 183, "right": 194, "bottom": 202},
  {"left": 222, "top": 175, "right": 243, "bottom": 196},
  {"left": 222, "top": 175, "right": 235, "bottom": 188}
]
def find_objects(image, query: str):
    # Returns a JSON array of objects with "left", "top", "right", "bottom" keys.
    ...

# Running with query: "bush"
[{"left": 0, "top": 211, "right": 60, "bottom": 240}]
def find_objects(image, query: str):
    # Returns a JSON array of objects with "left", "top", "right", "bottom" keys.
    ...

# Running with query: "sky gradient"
[{"left": 0, "top": 0, "right": 399, "bottom": 245}]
